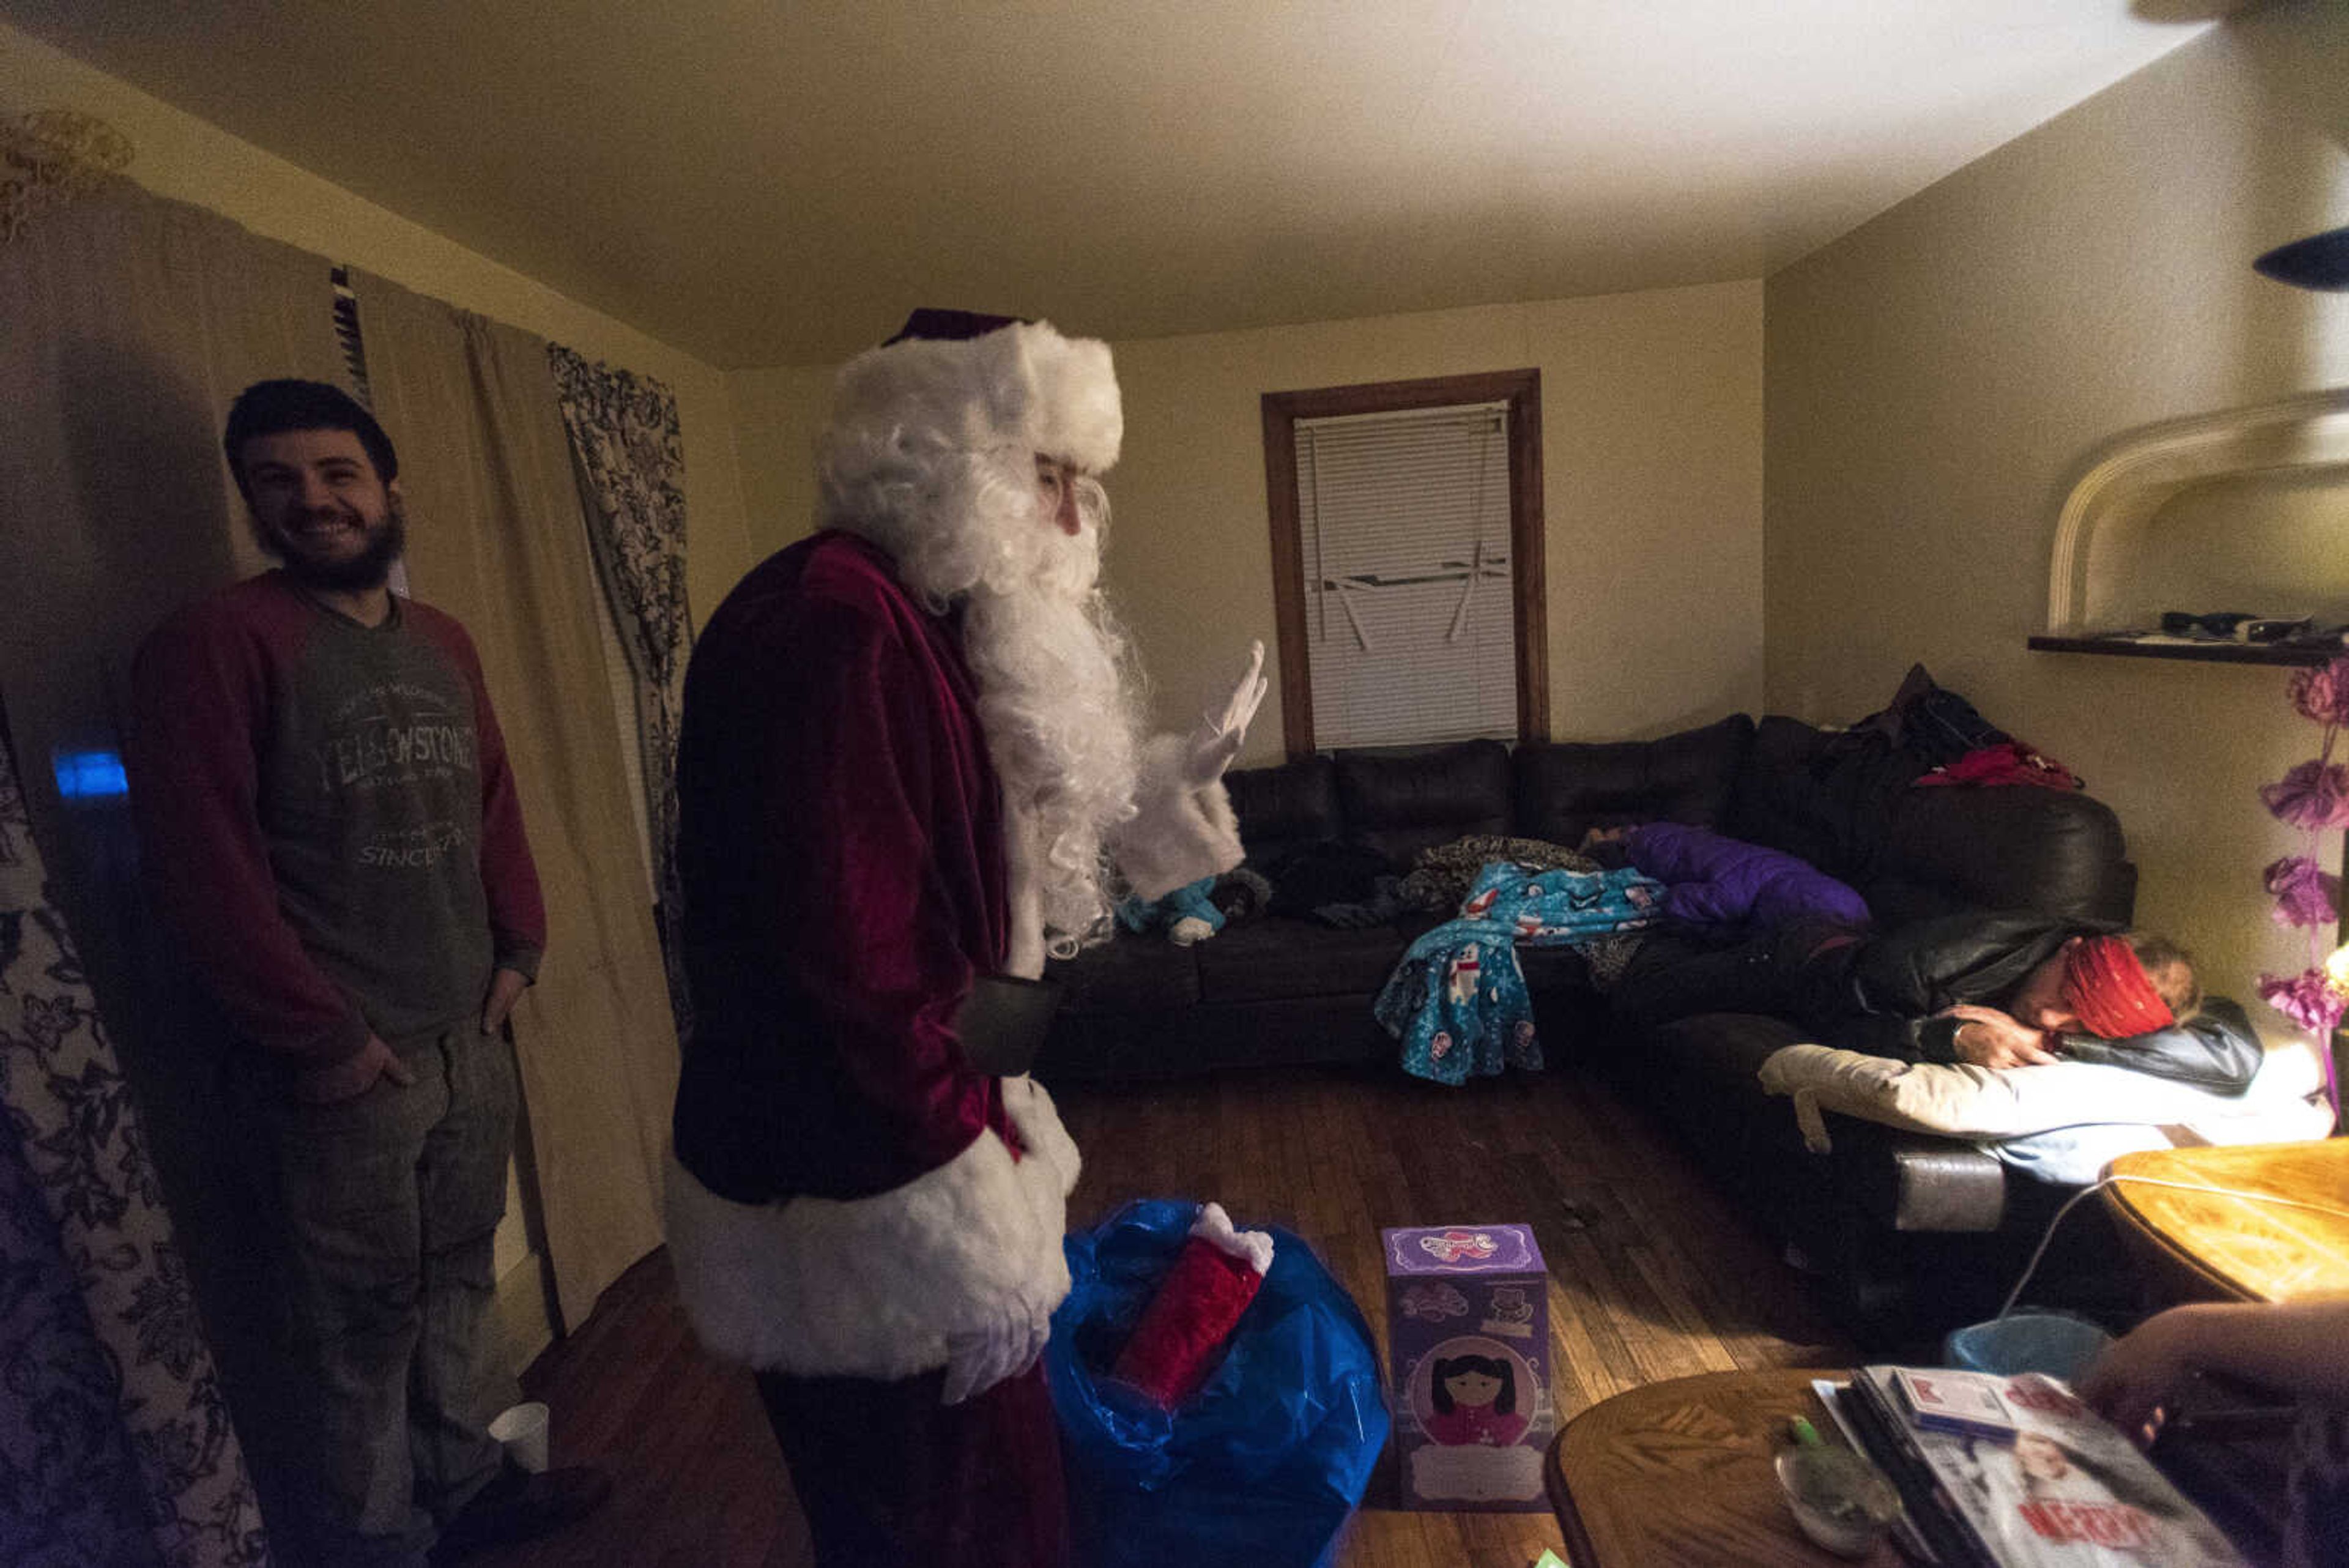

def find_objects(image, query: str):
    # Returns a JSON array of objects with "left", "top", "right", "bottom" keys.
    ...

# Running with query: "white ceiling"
[{"left": 2, "top": 2, "right": 2224, "bottom": 368}]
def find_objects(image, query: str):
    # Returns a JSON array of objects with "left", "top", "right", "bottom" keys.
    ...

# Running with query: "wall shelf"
[
  {"left": 2044, "top": 387, "right": 2349, "bottom": 637},
  {"left": 2028, "top": 634, "right": 2340, "bottom": 668}
]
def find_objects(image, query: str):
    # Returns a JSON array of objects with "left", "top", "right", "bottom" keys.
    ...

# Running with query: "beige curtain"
[
  {"left": 0, "top": 181, "right": 349, "bottom": 1564},
  {"left": 352, "top": 272, "right": 675, "bottom": 1325},
  {"left": 0, "top": 184, "right": 343, "bottom": 960}
]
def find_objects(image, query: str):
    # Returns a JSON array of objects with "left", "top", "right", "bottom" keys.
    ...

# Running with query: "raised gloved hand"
[
  {"left": 1115, "top": 642, "right": 1267, "bottom": 904},
  {"left": 941, "top": 1296, "right": 1054, "bottom": 1405},
  {"left": 1182, "top": 641, "right": 1269, "bottom": 786}
]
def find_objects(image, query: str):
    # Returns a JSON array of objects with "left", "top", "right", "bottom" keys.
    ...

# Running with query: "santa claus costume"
[{"left": 665, "top": 311, "right": 1255, "bottom": 1568}]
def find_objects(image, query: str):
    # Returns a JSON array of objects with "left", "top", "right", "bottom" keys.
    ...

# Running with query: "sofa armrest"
[{"left": 1843, "top": 1128, "right": 2011, "bottom": 1233}]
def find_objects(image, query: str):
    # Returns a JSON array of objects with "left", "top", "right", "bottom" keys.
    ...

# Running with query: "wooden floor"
[{"left": 474, "top": 1064, "right": 1857, "bottom": 1568}]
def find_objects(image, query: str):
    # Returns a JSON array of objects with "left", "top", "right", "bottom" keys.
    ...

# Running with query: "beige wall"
[
  {"left": 732, "top": 281, "right": 1765, "bottom": 764},
  {"left": 727, "top": 361, "right": 838, "bottom": 559},
  {"left": 0, "top": 20, "right": 757, "bottom": 631},
  {"left": 1764, "top": 2, "right": 2349, "bottom": 1031}
]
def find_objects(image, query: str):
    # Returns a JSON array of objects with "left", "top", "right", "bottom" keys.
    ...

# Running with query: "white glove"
[
  {"left": 1182, "top": 641, "right": 1269, "bottom": 786},
  {"left": 941, "top": 1299, "right": 1053, "bottom": 1405}
]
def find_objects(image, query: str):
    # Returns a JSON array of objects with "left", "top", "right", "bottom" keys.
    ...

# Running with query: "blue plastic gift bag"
[{"left": 1046, "top": 1199, "right": 1389, "bottom": 1568}]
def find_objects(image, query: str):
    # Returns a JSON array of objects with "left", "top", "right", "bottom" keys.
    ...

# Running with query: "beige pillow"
[{"left": 1756, "top": 1039, "right": 2326, "bottom": 1144}]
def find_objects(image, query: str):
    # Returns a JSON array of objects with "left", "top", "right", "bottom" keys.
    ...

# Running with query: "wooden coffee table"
[
  {"left": 2101, "top": 1140, "right": 2349, "bottom": 1302},
  {"left": 1546, "top": 1367, "right": 1899, "bottom": 1567}
]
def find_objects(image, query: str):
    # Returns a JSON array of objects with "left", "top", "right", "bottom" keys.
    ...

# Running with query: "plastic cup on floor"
[{"left": 489, "top": 1401, "right": 551, "bottom": 1474}]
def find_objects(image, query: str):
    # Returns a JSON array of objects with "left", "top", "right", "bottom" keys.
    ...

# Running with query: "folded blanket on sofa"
[
  {"left": 1401, "top": 834, "right": 1648, "bottom": 986},
  {"left": 1376, "top": 860, "right": 1663, "bottom": 1086},
  {"left": 1756, "top": 1031, "right": 2332, "bottom": 1167}
]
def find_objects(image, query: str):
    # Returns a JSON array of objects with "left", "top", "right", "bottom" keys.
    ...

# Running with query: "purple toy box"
[{"left": 1382, "top": 1223, "right": 1553, "bottom": 1511}]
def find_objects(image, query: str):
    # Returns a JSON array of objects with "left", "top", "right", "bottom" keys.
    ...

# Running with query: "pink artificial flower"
[
  {"left": 2260, "top": 760, "right": 2349, "bottom": 831},
  {"left": 2258, "top": 967, "right": 2348, "bottom": 1035},
  {"left": 2288, "top": 656, "right": 2349, "bottom": 728},
  {"left": 2266, "top": 855, "right": 2342, "bottom": 928}
]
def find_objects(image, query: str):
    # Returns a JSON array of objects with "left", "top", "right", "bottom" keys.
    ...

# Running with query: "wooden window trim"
[{"left": 1261, "top": 369, "right": 1547, "bottom": 760}]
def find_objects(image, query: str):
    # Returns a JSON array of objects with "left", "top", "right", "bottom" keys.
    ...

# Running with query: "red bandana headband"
[{"left": 2063, "top": 935, "right": 2173, "bottom": 1039}]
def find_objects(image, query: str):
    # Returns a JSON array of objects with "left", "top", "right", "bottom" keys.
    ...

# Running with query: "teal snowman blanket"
[{"left": 1375, "top": 860, "right": 1665, "bottom": 1085}]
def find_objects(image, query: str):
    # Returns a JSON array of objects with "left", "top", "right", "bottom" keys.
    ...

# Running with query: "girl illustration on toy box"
[{"left": 1425, "top": 1353, "right": 1529, "bottom": 1447}]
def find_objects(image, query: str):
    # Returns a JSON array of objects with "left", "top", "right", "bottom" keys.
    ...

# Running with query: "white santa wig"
[{"left": 816, "top": 318, "right": 1141, "bottom": 951}]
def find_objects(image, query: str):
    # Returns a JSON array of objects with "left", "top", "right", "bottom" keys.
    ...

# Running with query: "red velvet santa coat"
[{"left": 666, "top": 531, "right": 1080, "bottom": 1378}]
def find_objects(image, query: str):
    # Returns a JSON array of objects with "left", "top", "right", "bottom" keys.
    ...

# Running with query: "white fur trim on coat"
[
  {"left": 664, "top": 1076, "right": 1082, "bottom": 1378},
  {"left": 1189, "top": 1201, "right": 1275, "bottom": 1276},
  {"left": 824, "top": 319, "right": 1121, "bottom": 479},
  {"left": 1114, "top": 732, "right": 1246, "bottom": 904}
]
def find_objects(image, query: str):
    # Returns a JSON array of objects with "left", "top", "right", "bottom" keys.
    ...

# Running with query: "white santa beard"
[
  {"left": 962, "top": 552, "right": 1141, "bottom": 956},
  {"left": 834, "top": 453, "right": 1143, "bottom": 955}
]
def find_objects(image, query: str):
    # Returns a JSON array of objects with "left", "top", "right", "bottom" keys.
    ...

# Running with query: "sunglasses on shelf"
[{"left": 2159, "top": 611, "right": 2313, "bottom": 644}]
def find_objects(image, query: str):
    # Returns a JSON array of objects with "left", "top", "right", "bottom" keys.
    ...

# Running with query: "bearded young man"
[
  {"left": 666, "top": 311, "right": 1264, "bottom": 1568},
  {"left": 127, "top": 380, "right": 607, "bottom": 1566}
]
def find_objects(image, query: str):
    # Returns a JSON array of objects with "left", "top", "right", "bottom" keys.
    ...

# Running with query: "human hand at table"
[
  {"left": 2083, "top": 1299, "right": 2349, "bottom": 1446},
  {"left": 2080, "top": 1306, "right": 2206, "bottom": 1443}
]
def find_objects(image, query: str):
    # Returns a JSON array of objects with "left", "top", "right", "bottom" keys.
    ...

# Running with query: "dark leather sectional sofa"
[{"left": 1039, "top": 713, "right": 2142, "bottom": 1342}]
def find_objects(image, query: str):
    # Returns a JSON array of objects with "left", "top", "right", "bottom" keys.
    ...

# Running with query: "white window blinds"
[{"left": 1297, "top": 402, "right": 1517, "bottom": 748}]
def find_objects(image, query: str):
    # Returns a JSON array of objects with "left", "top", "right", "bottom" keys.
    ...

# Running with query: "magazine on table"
[{"left": 1840, "top": 1365, "right": 2247, "bottom": 1567}]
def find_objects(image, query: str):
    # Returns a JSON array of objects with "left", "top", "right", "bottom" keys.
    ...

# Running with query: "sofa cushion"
[
  {"left": 1334, "top": 739, "right": 1512, "bottom": 866},
  {"left": 1867, "top": 785, "right": 2132, "bottom": 926},
  {"left": 1227, "top": 754, "right": 1340, "bottom": 866},
  {"left": 1513, "top": 715, "right": 1753, "bottom": 847},
  {"left": 1260, "top": 839, "right": 1395, "bottom": 920},
  {"left": 1048, "top": 932, "right": 1201, "bottom": 1012},
  {"left": 1722, "top": 715, "right": 1851, "bottom": 875},
  {"left": 1727, "top": 715, "right": 2135, "bottom": 924},
  {"left": 1192, "top": 915, "right": 1414, "bottom": 1003}
]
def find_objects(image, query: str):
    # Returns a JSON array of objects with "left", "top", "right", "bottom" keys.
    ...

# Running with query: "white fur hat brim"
[{"left": 826, "top": 318, "right": 1122, "bottom": 475}]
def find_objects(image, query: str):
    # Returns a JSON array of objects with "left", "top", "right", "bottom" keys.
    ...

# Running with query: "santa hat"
[{"left": 820, "top": 310, "right": 1122, "bottom": 505}]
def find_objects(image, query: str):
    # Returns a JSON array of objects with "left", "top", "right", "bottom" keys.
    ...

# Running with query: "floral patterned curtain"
[
  {"left": 0, "top": 697, "right": 268, "bottom": 1567},
  {"left": 546, "top": 345, "right": 691, "bottom": 1034}
]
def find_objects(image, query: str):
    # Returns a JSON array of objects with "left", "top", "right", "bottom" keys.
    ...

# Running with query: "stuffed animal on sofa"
[
  {"left": 1118, "top": 873, "right": 1225, "bottom": 945},
  {"left": 1118, "top": 866, "right": 1274, "bottom": 945}
]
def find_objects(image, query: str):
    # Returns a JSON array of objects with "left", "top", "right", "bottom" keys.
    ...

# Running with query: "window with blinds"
[
  {"left": 1296, "top": 403, "right": 1518, "bottom": 748},
  {"left": 1263, "top": 370, "right": 1545, "bottom": 756}
]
